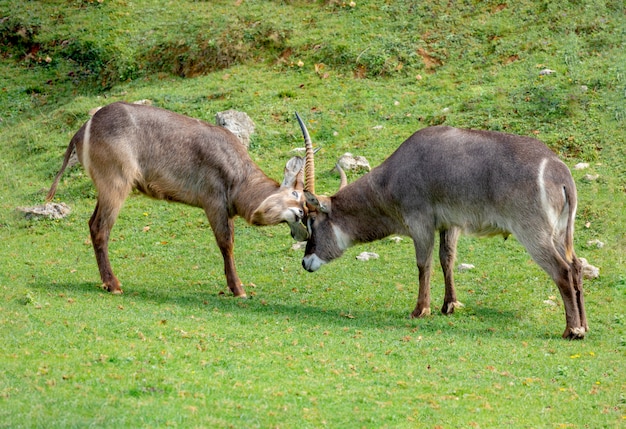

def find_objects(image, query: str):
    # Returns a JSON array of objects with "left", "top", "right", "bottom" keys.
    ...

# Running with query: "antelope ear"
[
  {"left": 304, "top": 191, "right": 331, "bottom": 214},
  {"left": 281, "top": 156, "right": 304, "bottom": 189},
  {"left": 288, "top": 221, "right": 309, "bottom": 241}
]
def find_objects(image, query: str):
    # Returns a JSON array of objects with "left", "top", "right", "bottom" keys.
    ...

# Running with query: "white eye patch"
[{"left": 332, "top": 224, "right": 352, "bottom": 251}]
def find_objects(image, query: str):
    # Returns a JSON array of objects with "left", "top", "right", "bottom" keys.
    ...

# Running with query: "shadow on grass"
[{"left": 31, "top": 279, "right": 556, "bottom": 340}]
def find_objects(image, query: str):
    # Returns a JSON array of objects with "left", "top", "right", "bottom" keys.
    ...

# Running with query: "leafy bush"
[
  {"left": 140, "top": 18, "right": 291, "bottom": 78},
  {"left": 0, "top": 16, "right": 41, "bottom": 58}
]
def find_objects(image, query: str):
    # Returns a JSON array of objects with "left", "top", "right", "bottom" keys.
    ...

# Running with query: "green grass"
[{"left": 1, "top": 0, "right": 625, "bottom": 427}]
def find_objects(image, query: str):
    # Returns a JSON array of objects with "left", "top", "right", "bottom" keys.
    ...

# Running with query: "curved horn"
[
  {"left": 335, "top": 163, "right": 348, "bottom": 190},
  {"left": 295, "top": 112, "right": 315, "bottom": 194}
]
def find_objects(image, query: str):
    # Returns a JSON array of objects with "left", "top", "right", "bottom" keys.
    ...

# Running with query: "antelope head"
[{"left": 251, "top": 155, "right": 309, "bottom": 241}]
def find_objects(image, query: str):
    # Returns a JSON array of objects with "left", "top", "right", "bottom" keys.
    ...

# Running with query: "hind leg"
[
  {"left": 440, "top": 227, "right": 464, "bottom": 315},
  {"left": 572, "top": 255, "right": 588, "bottom": 332},
  {"left": 560, "top": 253, "right": 587, "bottom": 338},
  {"left": 553, "top": 235, "right": 588, "bottom": 336},
  {"left": 555, "top": 262, "right": 587, "bottom": 339},
  {"left": 519, "top": 233, "right": 587, "bottom": 339},
  {"left": 89, "top": 195, "right": 126, "bottom": 294}
]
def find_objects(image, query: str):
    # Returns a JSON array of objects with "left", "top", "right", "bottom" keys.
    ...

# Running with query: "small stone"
[
  {"left": 18, "top": 202, "right": 71, "bottom": 220},
  {"left": 356, "top": 252, "right": 379, "bottom": 261},
  {"left": 586, "top": 239, "right": 604, "bottom": 249},
  {"left": 580, "top": 258, "right": 599, "bottom": 279},
  {"left": 457, "top": 263, "right": 475, "bottom": 272},
  {"left": 337, "top": 153, "right": 371, "bottom": 172},
  {"left": 291, "top": 241, "right": 306, "bottom": 251}
]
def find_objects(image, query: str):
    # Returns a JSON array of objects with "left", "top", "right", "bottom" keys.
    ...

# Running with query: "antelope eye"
[{"left": 292, "top": 191, "right": 300, "bottom": 199}]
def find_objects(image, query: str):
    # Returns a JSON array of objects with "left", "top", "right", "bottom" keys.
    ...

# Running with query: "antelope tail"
[{"left": 46, "top": 136, "right": 78, "bottom": 202}]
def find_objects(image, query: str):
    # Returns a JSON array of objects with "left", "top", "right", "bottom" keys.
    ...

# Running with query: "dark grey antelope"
[
  {"left": 298, "top": 122, "right": 587, "bottom": 339},
  {"left": 47, "top": 102, "right": 309, "bottom": 297}
]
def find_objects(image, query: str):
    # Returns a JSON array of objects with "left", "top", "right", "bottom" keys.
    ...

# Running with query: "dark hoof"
[
  {"left": 562, "top": 326, "right": 587, "bottom": 340},
  {"left": 441, "top": 301, "right": 464, "bottom": 315},
  {"left": 104, "top": 283, "right": 123, "bottom": 294},
  {"left": 410, "top": 308, "right": 431, "bottom": 319}
]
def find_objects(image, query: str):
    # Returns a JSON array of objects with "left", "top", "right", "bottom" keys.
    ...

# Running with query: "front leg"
[
  {"left": 410, "top": 234, "right": 435, "bottom": 318},
  {"left": 439, "top": 228, "right": 463, "bottom": 315},
  {"left": 206, "top": 210, "right": 246, "bottom": 297}
]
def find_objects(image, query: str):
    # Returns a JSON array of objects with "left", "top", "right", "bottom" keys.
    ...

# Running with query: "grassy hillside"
[{"left": 1, "top": 1, "right": 625, "bottom": 427}]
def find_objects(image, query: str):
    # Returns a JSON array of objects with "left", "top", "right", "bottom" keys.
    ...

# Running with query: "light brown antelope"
[
  {"left": 47, "top": 102, "right": 309, "bottom": 297},
  {"left": 298, "top": 120, "right": 587, "bottom": 339}
]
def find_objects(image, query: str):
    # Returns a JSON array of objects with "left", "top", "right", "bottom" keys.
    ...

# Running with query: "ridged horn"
[{"left": 295, "top": 112, "right": 315, "bottom": 194}]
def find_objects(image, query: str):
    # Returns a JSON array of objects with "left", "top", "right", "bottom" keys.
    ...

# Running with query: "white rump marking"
[
  {"left": 81, "top": 118, "right": 92, "bottom": 177},
  {"left": 537, "top": 158, "right": 560, "bottom": 229}
]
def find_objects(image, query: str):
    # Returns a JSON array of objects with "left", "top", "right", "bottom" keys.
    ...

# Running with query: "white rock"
[
  {"left": 133, "top": 99, "right": 153, "bottom": 106},
  {"left": 587, "top": 239, "right": 605, "bottom": 249},
  {"left": 356, "top": 252, "right": 379, "bottom": 261},
  {"left": 580, "top": 258, "right": 600, "bottom": 279},
  {"left": 583, "top": 174, "right": 599, "bottom": 181},
  {"left": 457, "top": 263, "right": 475, "bottom": 272},
  {"left": 18, "top": 202, "right": 71, "bottom": 220},
  {"left": 215, "top": 110, "right": 255, "bottom": 148},
  {"left": 338, "top": 153, "right": 371, "bottom": 172},
  {"left": 573, "top": 163, "right": 589, "bottom": 170},
  {"left": 539, "top": 68, "right": 556, "bottom": 75},
  {"left": 291, "top": 241, "right": 307, "bottom": 251}
]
